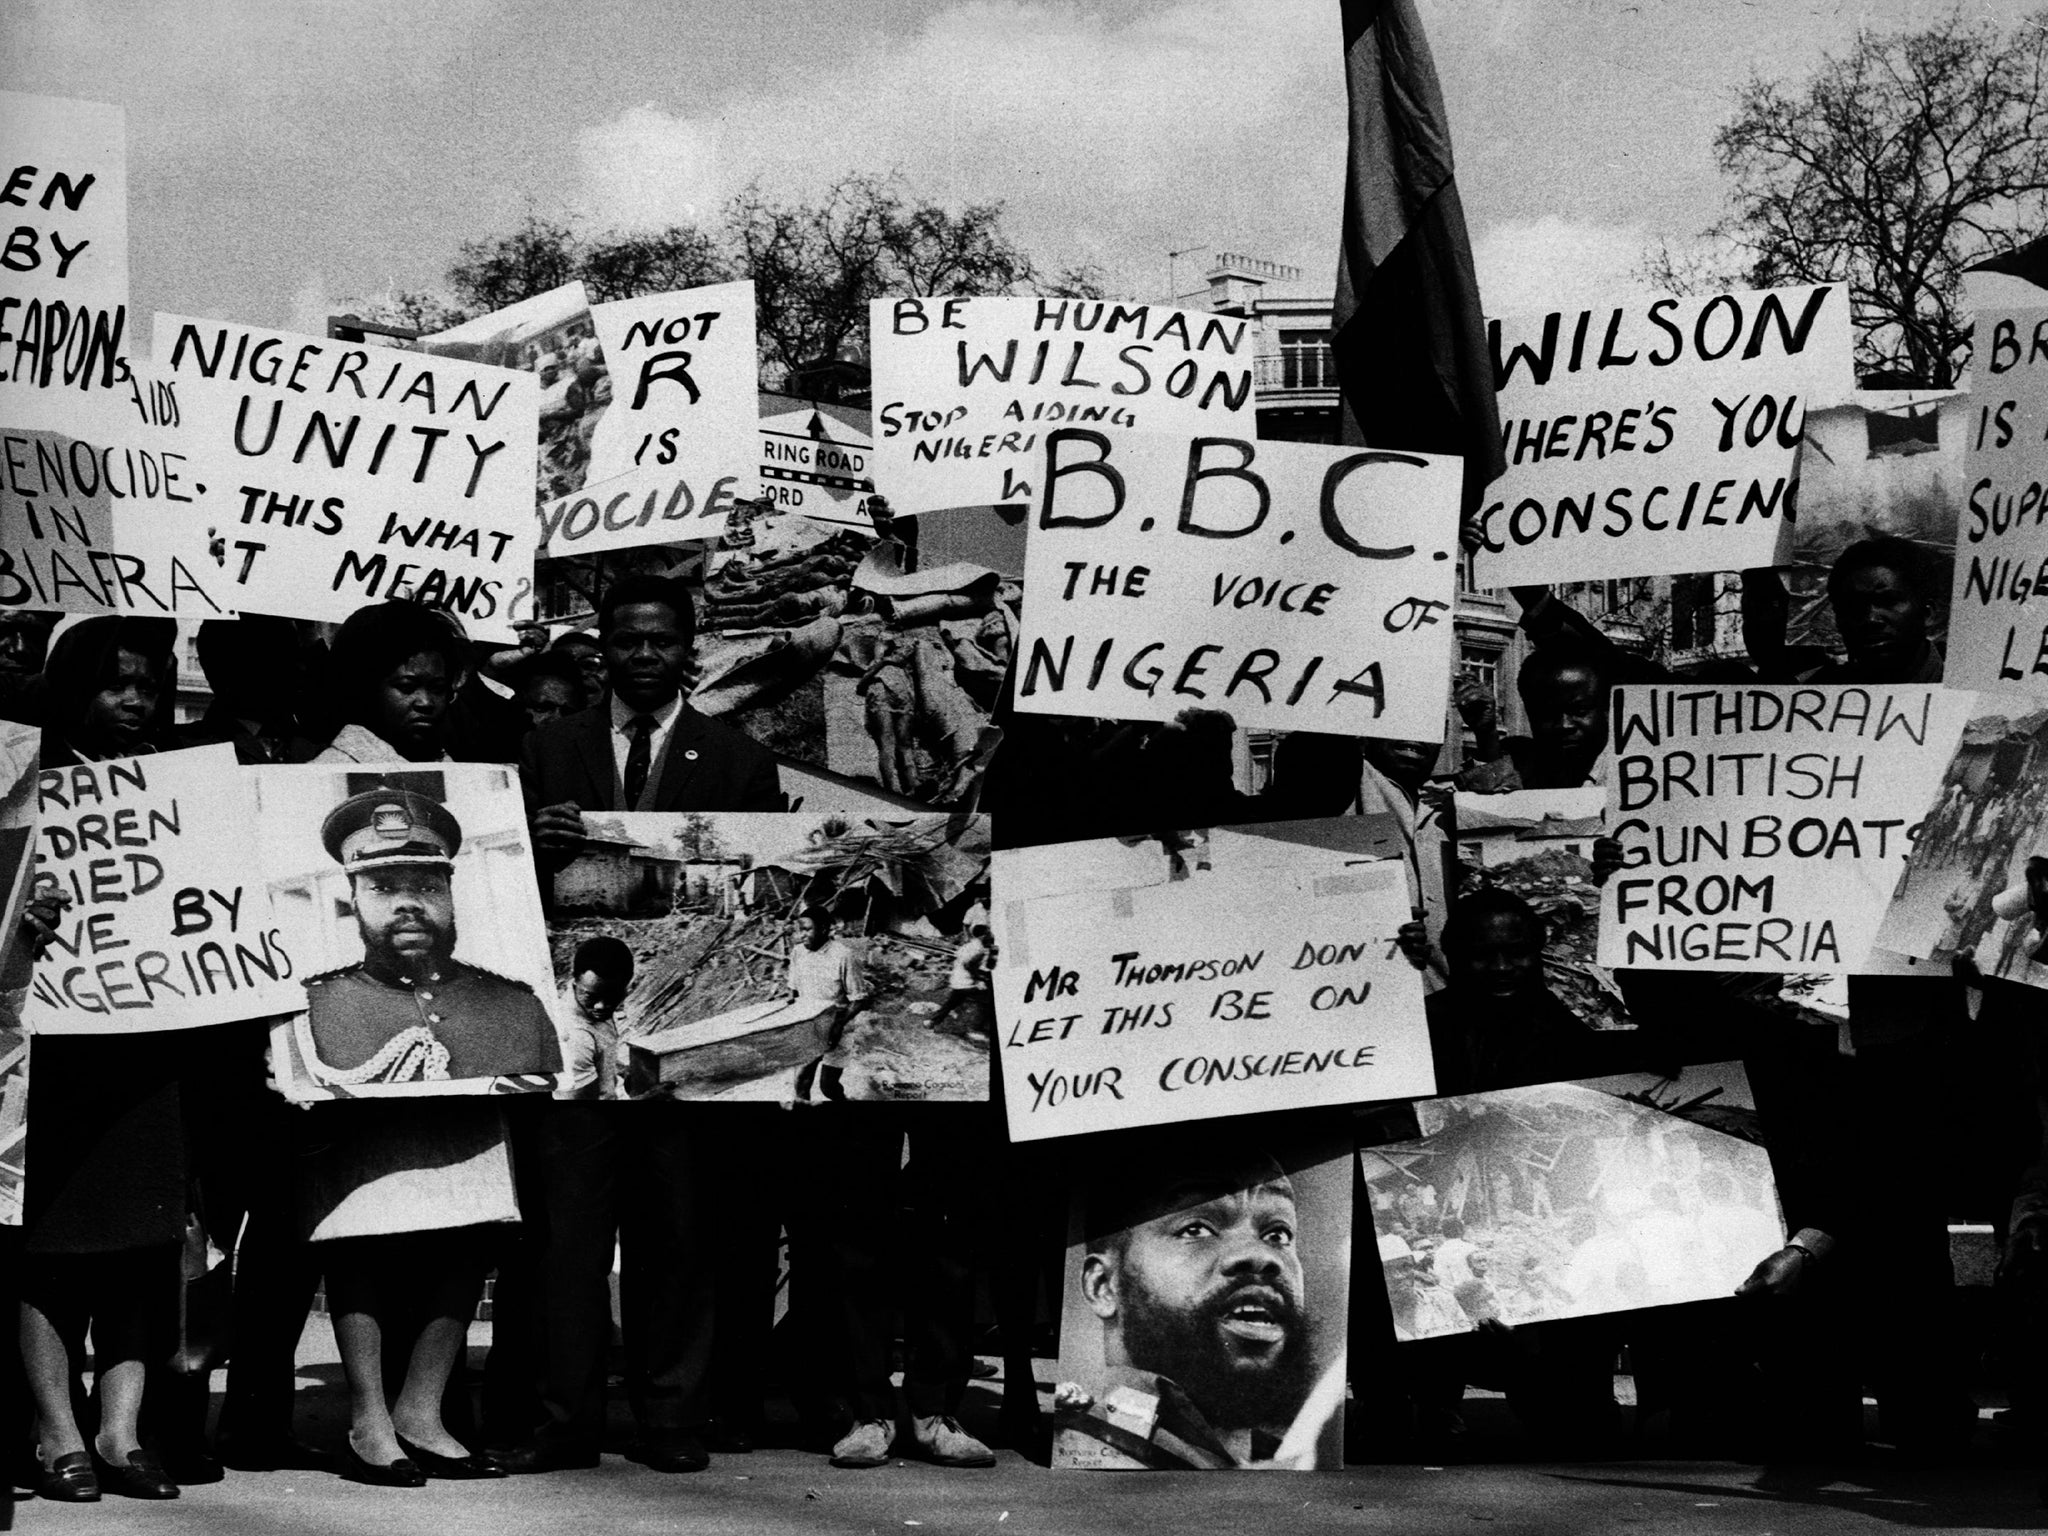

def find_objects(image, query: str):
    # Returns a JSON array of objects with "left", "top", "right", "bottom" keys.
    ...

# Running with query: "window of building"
[
  {"left": 1670, "top": 572, "right": 1715, "bottom": 652},
  {"left": 1279, "top": 329, "right": 1333, "bottom": 390}
]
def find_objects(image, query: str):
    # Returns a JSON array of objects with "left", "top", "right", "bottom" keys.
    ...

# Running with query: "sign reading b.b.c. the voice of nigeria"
[
  {"left": 1472, "top": 283, "right": 1853, "bottom": 588},
  {"left": 1014, "top": 431, "right": 1462, "bottom": 739}
]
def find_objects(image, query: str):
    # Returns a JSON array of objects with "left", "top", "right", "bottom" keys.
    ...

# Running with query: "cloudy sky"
[{"left": 3, "top": 0, "right": 2026, "bottom": 344}]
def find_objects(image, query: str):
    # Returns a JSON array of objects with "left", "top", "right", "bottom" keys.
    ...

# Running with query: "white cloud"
[
  {"left": 572, "top": 0, "right": 1348, "bottom": 299},
  {"left": 1472, "top": 216, "right": 1652, "bottom": 317}
]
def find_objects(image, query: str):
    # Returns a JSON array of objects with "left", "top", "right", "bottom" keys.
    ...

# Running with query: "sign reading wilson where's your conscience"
[
  {"left": 993, "top": 836, "right": 1433, "bottom": 1142},
  {"left": 870, "top": 296, "right": 1258, "bottom": 516},
  {"left": 1014, "top": 432, "right": 1461, "bottom": 738},
  {"left": 24, "top": 744, "right": 297, "bottom": 1033},
  {"left": 1596, "top": 684, "right": 1971, "bottom": 972},
  {"left": 1471, "top": 284, "right": 1852, "bottom": 588},
  {"left": 1947, "top": 307, "right": 2048, "bottom": 693},
  {"left": 156, "top": 316, "right": 540, "bottom": 626}
]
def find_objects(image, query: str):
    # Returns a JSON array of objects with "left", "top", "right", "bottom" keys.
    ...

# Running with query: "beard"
[
  {"left": 1117, "top": 1270, "right": 1314, "bottom": 1432},
  {"left": 359, "top": 914, "right": 456, "bottom": 973}
]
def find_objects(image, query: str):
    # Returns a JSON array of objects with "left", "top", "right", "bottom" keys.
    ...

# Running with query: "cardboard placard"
[
  {"left": 1874, "top": 690, "right": 2048, "bottom": 989},
  {"left": 155, "top": 315, "right": 539, "bottom": 628},
  {"left": 870, "top": 296, "right": 1258, "bottom": 516},
  {"left": 548, "top": 810, "right": 990, "bottom": 1102},
  {"left": 0, "top": 91, "right": 129, "bottom": 406},
  {"left": 1472, "top": 284, "right": 1852, "bottom": 587},
  {"left": 23, "top": 744, "right": 297, "bottom": 1033},
  {"left": 1053, "top": 1116, "right": 1351, "bottom": 1470},
  {"left": 1014, "top": 432, "right": 1461, "bottom": 738},
  {"left": 1947, "top": 308, "right": 2048, "bottom": 692},
  {"left": 1361, "top": 1062, "right": 1783, "bottom": 1340},
  {"left": 993, "top": 830, "right": 1434, "bottom": 1142},
  {"left": 536, "top": 281, "right": 760, "bottom": 557},
  {"left": 257, "top": 763, "right": 558, "bottom": 1099},
  {"left": 1597, "top": 684, "right": 1973, "bottom": 971}
]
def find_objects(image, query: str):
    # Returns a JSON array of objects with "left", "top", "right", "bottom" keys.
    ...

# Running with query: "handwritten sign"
[
  {"left": 535, "top": 280, "right": 759, "bottom": 557},
  {"left": 870, "top": 296, "right": 1258, "bottom": 516},
  {"left": 1472, "top": 285, "right": 1851, "bottom": 587},
  {"left": 1597, "top": 684, "right": 1972, "bottom": 971},
  {"left": 993, "top": 851, "right": 1432, "bottom": 1141},
  {"left": 24, "top": 745, "right": 296, "bottom": 1033},
  {"left": 157, "top": 315, "right": 540, "bottom": 628},
  {"left": 1947, "top": 307, "right": 2048, "bottom": 692},
  {"left": 0, "top": 91, "right": 129, "bottom": 408},
  {"left": 1013, "top": 431, "right": 1460, "bottom": 738}
]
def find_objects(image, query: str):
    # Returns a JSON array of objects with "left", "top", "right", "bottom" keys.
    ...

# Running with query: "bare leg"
[
  {"left": 388, "top": 1317, "right": 470, "bottom": 1458},
  {"left": 92, "top": 1358, "right": 146, "bottom": 1461},
  {"left": 333, "top": 1312, "right": 402, "bottom": 1464},
  {"left": 20, "top": 1302, "right": 86, "bottom": 1460}
]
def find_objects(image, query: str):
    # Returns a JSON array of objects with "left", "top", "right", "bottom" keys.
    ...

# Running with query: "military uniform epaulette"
[
  {"left": 459, "top": 963, "right": 542, "bottom": 995},
  {"left": 303, "top": 963, "right": 364, "bottom": 988}
]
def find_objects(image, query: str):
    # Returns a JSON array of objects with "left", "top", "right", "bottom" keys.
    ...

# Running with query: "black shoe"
[
  {"left": 218, "top": 1433, "right": 335, "bottom": 1473},
  {"left": 161, "top": 1445, "right": 226, "bottom": 1485},
  {"left": 487, "top": 1436, "right": 601, "bottom": 1474},
  {"left": 338, "top": 1441, "right": 425, "bottom": 1488},
  {"left": 92, "top": 1448, "right": 178, "bottom": 1500},
  {"left": 704, "top": 1421, "right": 757, "bottom": 1455},
  {"left": 36, "top": 1451, "right": 99, "bottom": 1503},
  {"left": 395, "top": 1436, "right": 509, "bottom": 1480},
  {"left": 633, "top": 1431, "right": 710, "bottom": 1473}
]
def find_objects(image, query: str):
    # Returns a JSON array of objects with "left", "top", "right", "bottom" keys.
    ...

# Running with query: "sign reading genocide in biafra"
[
  {"left": 870, "top": 296, "right": 1259, "bottom": 516},
  {"left": 1596, "top": 684, "right": 1973, "bottom": 972},
  {"left": 993, "top": 838, "right": 1433, "bottom": 1142},
  {"left": 1946, "top": 307, "right": 2048, "bottom": 693},
  {"left": 537, "top": 280, "right": 760, "bottom": 557},
  {"left": 23, "top": 744, "right": 298, "bottom": 1034},
  {"left": 1471, "top": 284, "right": 1852, "bottom": 588},
  {"left": 1013, "top": 431, "right": 1461, "bottom": 738},
  {"left": 0, "top": 91, "right": 129, "bottom": 404},
  {"left": 156, "top": 315, "right": 541, "bottom": 627}
]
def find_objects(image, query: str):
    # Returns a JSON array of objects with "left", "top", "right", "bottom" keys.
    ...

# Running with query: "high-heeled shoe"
[
  {"left": 338, "top": 1439, "right": 425, "bottom": 1488},
  {"left": 395, "top": 1435, "right": 508, "bottom": 1479},
  {"left": 37, "top": 1450, "right": 100, "bottom": 1502},
  {"left": 91, "top": 1447, "right": 178, "bottom": 1499}
]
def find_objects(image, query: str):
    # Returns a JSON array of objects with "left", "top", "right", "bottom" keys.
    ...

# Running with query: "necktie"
[{"left": 623, "top": 714, "right": 656, "bottom": 807}]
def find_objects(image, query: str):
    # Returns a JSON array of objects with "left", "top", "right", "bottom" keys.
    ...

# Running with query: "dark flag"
[
  {"left": 1331, "top": 0, "right": 1502, "bottom": 519},
  {"left": 1969, "top": 232, "right": 2048, "bottom": 293}
]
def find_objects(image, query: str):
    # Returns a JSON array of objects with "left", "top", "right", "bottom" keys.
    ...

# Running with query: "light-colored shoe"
[
  {"left": 828, "top": 1419, "right": 894, "bottom": 1469},
  {"left": 911, "top": 1414, "right": 995, "bottom": 1468}
]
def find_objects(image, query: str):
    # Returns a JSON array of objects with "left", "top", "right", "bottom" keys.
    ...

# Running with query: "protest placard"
[
  {"left": 1471, "top": 284, "right": 1852, "bottom": 588},
  {"left": 1946, "top": 308, "right": 2048, "bottom": 693},
  {"left": 548, "top": 810, "right": 990, "bottom": 1101},
  {"left": 155, "top": 314, "right": 540, "bottom": 629},
  {"left": 1012, "top": 431, "right": 1459, "bottom": 738},
  {"left": 0, "top": 91, "right": 129, "bottom": 407},
  {"left": 255, "top": 762, "right": 557, "bottom": 1100},
  {"left": 0, "top": 722, "right": 39, "bottom": 1224},
  {"left": 992, "top": 827, "right": 1434, "bottom": 1142},
  {"left": 1596, "top": 683, "right": 1973, "bottom": 971},
  {"left": 22, "top": 743, "right": 297, "bottom": 1033},
  {"left": 1360, "top": 1061, "right": 1782, "bottom": 1342},
  {"left": 1053, "top": 1114, "right": 1351, "bottom": 1471},
  {"left": 536, "top": 281, "right": 759, "bottom": 558},
  {"left": 1874, "top": 690, "right": 2048, "bottom": 990},
  {"left": 870, "top": 296, "right": 1259, "bottom": 517}
]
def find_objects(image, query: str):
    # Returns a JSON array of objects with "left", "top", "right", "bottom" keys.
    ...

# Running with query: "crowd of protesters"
[{"left": 3, "top": 529, "right": 2048, "bottom": 1505}]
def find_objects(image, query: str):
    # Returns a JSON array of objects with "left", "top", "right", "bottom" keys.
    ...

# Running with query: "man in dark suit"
[{"left": 496, "top": 575, "right": 778, "bottom": 1477}]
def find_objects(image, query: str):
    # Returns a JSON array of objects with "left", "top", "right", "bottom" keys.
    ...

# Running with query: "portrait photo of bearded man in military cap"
[
  {"left": 266, "top": 773, "right": 562, "bottom": 1099},
  {"left": 1052, "top": 1119, "right": 1353, "bottom": 1472}
]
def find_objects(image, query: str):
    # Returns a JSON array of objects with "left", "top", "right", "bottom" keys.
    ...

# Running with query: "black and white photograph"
[
  {"left": 258, "top": 765, "right": 560, "bottom": 1100},
  {"left": 548, "top": 810, "right": 991, "bottom": 1100},
  {"left": 1052, "top": 1116, "right": 1351, "bottom": 1471},
  {"left": 1361, "top": 1062, "right": 1784, "bottom": 1342},
  {"left": 1876, "top": 694, "right": 2048, "bottom": 988}
]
